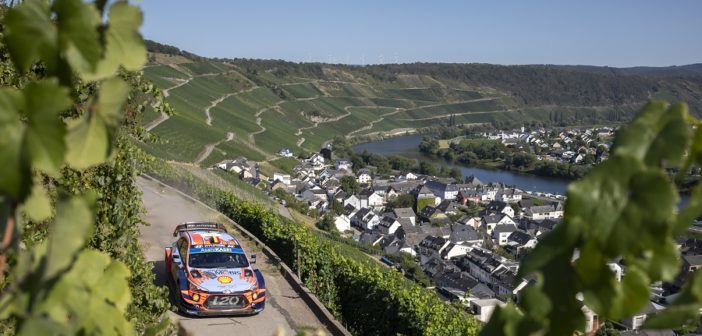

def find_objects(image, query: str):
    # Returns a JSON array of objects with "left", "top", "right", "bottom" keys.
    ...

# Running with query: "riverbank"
[{"left": 352, "top": 134, "right": 574, "bottom": 195}]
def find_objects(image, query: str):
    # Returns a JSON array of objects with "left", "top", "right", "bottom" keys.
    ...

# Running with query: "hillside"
[{"left": 138, "top": 41, "right": 702, "bottom": 165}]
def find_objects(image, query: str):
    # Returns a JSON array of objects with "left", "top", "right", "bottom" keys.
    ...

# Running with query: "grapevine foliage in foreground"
[
  {"left": 481, "top": 102, "right": 702, "bottom": 335},
  {"left": 0, "top": 0, "right": 168, "bottom": 334}
]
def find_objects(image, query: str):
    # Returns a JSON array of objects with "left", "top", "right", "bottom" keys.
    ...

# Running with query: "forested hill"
[
  {"left": 358, "top": 63, "right": 702, "bottom": 112},
  {"left": 139, "top": 40, "right": 702, "bottom": 165}
]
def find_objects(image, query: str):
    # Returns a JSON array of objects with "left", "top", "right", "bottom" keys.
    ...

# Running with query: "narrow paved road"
[{"left": 137, "top": 177, "right": 330, "bottom": 336}]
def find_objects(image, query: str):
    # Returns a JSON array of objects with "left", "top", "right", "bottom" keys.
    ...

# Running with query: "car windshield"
[{"left": 188, "top": 252, "right": 249, "bottom": 268}]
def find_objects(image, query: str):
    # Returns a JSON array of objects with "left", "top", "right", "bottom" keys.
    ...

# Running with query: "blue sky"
[{"left": 139, "top": 0, "right": 702, "bottom": 67}]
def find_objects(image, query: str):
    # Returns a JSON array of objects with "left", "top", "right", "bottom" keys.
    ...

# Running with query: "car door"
[{"left": 171, "top": 238, "right": 187, "bottom": 280}]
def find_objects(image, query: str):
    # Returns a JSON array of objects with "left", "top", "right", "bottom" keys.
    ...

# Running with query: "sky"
[{"left": 138, "top": 0, "right": 702, "bottom": 67}]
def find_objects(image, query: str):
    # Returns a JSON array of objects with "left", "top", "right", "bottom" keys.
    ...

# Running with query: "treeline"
[
  {"left": 143, "top": 158, "right": 480, "bottom": 335},
  {"left": 333, "top": 137, "right": 462, "bottom": 180},
  {"left": 359, "top": 63, "right": 702, "bottom": 114},
  {"left": 145, "top": 39, "right": 202, "bottom": 61},
  {"left": 419, "top": 137, "right": 589, "bottom": 180}
]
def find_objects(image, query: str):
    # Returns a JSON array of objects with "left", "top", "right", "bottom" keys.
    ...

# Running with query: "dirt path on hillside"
[
  {"left": 136, "top": 177, "right": 329, "bottom": 336},
  {"left": 194, "top": 132, "right": 234, "bottom": 165},
  {"left": 396, "top": 108, "right": 517, "bottom": 121}
]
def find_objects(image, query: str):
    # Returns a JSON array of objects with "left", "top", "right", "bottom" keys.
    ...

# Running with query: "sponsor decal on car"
[{"left": 217, "top": 275, "right": 233, "bottom": 284}]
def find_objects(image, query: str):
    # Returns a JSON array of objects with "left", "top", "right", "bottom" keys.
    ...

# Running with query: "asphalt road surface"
[{"left": 137, "top": 176, "right": 330, "bottom": 336}]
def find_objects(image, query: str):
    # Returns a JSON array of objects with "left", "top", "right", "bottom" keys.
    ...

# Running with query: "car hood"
[{"left": 187, "top": 267, "right": 257, "bottom": 293}]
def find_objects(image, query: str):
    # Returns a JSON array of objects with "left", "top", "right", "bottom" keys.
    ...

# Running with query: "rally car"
[{"left": 164, "top": 222, "right": 266, "bottom": 316}]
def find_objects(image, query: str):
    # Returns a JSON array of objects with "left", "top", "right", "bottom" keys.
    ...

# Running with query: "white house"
[
  {"left": 343, "top": 194, "right": 361, "bottom": 210},
  {"left": 334, "top": 215, "right": 351, "bottom": 232},
  {"left": 377, "top": 215, "right": 401, "bottom": 234},
  {"left": 499, "top": 188, "right": 522, "bottom": 203},
  {"left": 482, "top": 214, "right": 516, "bottom": 235},
  {"left": 359, "top": 189, "right": 384, "bottom": 209},
  {"left": 492, "top": 223, "right": 517, "bottom": 246},
  {"left": 524, "top": 203, "right": 564, "bottom": 220},
  {"left": 470, "top": 299, "right": 505, "bottom": 323},
  {"left": 335, "top": 160, "right": 352, "bottom": 171},
  {"left": 307, "top": 153, "right": 325, "bottom": 169},
  {"left": 273, "top": 172, "right": 291, "bottom": 185},
  {"left": 278, "top": 148, "right": 294, "bottom": 157},
  {"left": 440, "top": 243, "right": 472, "bottom": 260},
  {"left": 357, "top": 169, "right": 372, "bottom": 185}
]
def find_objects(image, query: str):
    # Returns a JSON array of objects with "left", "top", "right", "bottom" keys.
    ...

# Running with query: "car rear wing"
[{"left": 173, "top": 222, "right": 226, "bottom": 237}]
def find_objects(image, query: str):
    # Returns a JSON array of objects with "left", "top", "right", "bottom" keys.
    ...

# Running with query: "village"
[
  {"left": 481, "top": 125, "right": 616, "bottom": 165},
  {"left": 216, "top": 147, "right": 702, "bottom": 334}
]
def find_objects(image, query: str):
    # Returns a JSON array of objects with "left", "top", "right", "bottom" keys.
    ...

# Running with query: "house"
[
  {"left": 357, "top": 168, "right": 372, "bottom": 184},
  {"left": 457, "top": 189, "right": 481, "bottom": 205},
  {"left": 492, "top": 223, "right": 517, "bottom": 246},
  {"left": 359, "top": 189, "right": 384, "bottom": 209},
  {"left": 278, "top": 148, "right": 294, "bottom": 157},
  {"left": 436, "top": 200, "right": 460, "bottom": 215},
  {"left": 335, "top": 160, "right": 352, "bottom": 171},
  {"left": 456, "top": 215, "right": 482, "bottom": 229},
  {"left": 382, "top": 186, "right": 398, "bottom": 201},
  {"left": 307, "top": 153, "right": 325, "bottom": 169},
  {"left": 434, "top": 271, "right": 495, "bottom": 303},
  {"left": 351, "top": 208, "right": 374, "bottom": 229},
  {"left": 359, "top": 231, "right": 384, "bottom": 246},
  {"left": 273, "top": 172, "right": 291, "bottom": 185},
  {"left": 301, "top": 188, "right": 327, "bottom": 203},
  {"left": 498, "top": 188, "right": 522, "bottom": 203},
  {"left": 418, "top": 206, "right": 448, "bottom": 223},
  {"left": 393, "top": 208, "right": 417, "bottom": 225},
  {"left": 485, "top": 201, "right": 515, "bottom": 219},
  {"left": 343, "top": 194, "right": 361, "bottom": 210},
  {"left": 334, "top": 215, "right": 351, "bottom": 232},
  {"left": 377, "top": 215, "right": 401, "bottom": 235},
  {"left": 418, "top": 236, "right": 450, "bottom": 256},
  {"left": 398, "top": 172, "right": 418, "bottom": 180},
  {"left": 524, "top": 202, "right": 564, "bottom": 220},
  {"left": 440, "top": 243, "right": 473, "bottom": 260},
  {"left": 506, "top": 230, "right": 537, "bottom": 249},
  {"left": 425, "top": 180, "right": 460, "bottom": 200},
  {"left": 481, "top": 214, "right": 516, "bottom": 235},
  {"left": 619, "top": 301, "right": 663, "bottom": 330},
  {"left": 449, "top": 224, "right": 482, "bottom": 246},
  {"left": 470, "top": 299, "right": 505, "bottom": 323}
]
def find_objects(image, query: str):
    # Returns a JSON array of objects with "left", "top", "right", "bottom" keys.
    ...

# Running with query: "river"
[
  {"left": 353, "top": 134, "right": 692, "bottom": 206},
  {"left": 353, "top": 134, "right": 573, "bottom": 195}
]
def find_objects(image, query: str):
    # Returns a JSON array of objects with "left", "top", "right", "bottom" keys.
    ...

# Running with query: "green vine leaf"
[
  {"left": 24, "top": 181, "right": 52, "bottom": 222},
  {"left": 0, "top": 87, "right": 29, "bottom": 199},
  {"left": 23, "top": 80, "right": 72, "bottom": 177},
  {"left": 52, "top": 0, "right": 102, "bottom": 75},
  {"left": 35, "top": 250, "right": 133, "bottom": 336},
  {"left": 86, "top": 2, "right": 146, "bottom": 80},
  {"left": 4, "top": 0, "right": 58, "bottom": 73},
  {"left": 65, "top": 78, "right": 128, "bottom": 169},
  {"left": 44, "top": 193, "right": 95, "bottom": 280}
]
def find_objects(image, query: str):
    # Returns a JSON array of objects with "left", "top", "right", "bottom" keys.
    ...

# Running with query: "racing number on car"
[{"left": 211, "top": 296, "right": 239, "bottom": 306}]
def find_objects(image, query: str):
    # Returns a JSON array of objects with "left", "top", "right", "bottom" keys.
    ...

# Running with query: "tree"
[
  {"left": 340, "top": 175, "right": 360, "bottom": 194},
  {"left": 419, "top": 161, "right": 437, "bottom": 176},
  {"left": 386, "top": 194, "right": 416, "bottom": 210},
  {"left": 449, "top": 167, "right": 462, "bottom": 180},
  {"left": 317, "top": 213, "right": 336, "bottom": 232}
]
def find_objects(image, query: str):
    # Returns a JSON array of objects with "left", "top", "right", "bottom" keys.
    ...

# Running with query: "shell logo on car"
[{"left": 217, "top": 275, "right": 233, "bottom": 284}]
